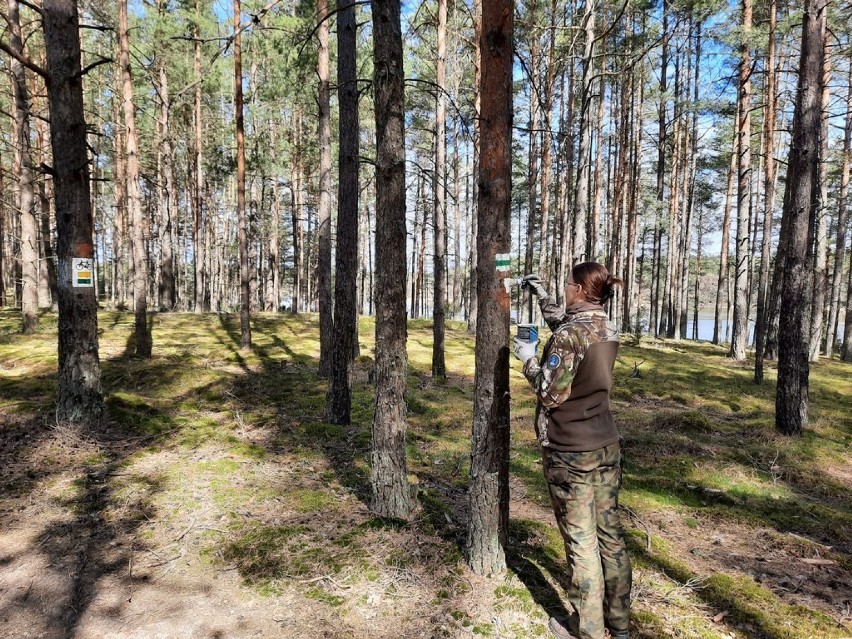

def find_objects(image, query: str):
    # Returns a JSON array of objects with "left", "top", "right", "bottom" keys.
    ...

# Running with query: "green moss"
[{"left": 305, "top": 586, "right": 346, "bottom": 607}]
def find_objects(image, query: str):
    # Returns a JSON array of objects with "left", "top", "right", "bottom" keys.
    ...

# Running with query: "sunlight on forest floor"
[{"left": 1, "top": 308, "right": 850, "bottom": 639}]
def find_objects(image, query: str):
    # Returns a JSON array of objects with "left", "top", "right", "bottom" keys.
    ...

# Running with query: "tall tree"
[
  {"left": 5, "top": 0, "right": 38, "bottom": 333},
  {"left": 234, "top": 0, "right": 251, "bottom": 348},
  {"left": 327, "top": 0, "right": 359, "bottom": 424},
  {"left": 572, "top": 0, "right": 595, "bottom": 264},
  {"left": 193, "top": 0, "right": 207, "bottom": 312},
  {"left": 432, "top": 0, "right": 448, "bottom": 380},
  {"left": 316, "top": 0, "right": 333, "bottom": 376},
  {"left": 119, "top": 0, "right": 151, "bottom": 357},
  {"left": 809, "top": 35, "right": 830, "bottom": 362},
  {"left": 840, "top": 58, "right": 852, "bottom": 362},
  {"left": 467, "top": 0, "right": 482, "bottom": 336},
  {"left": 776, "top": 0, "right": 826, "bottom": 435},
  {"left": 652, "top": 0, "right": 668, "bottom": 336},
  {"left": 43, "top": 0, "right": 103, "bottom": 423},
  {"left": 466, "top": 0, "right": 512, "bottom": 577},
  {"left": 754, "top": 0, "right": 778, "bottom": 383},
  {"left": 371, "top": 0, "right": 410, "bottom": 520},
  {"left": 156, "top": 0, "right": 176, "bottom": 311},
  {"left": 730, "top": 0, "right": 753, "bottom": 361},
  {"left": 831, "top": 54, "right": 851, "bottom": 358}
]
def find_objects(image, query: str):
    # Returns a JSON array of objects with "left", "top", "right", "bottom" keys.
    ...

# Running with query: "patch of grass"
[
  {"left": 290, "top": 488, "right": 337, "bottom": 513},
  {"left": 305, "top": 586, "right": 346, "bottom": 607}
]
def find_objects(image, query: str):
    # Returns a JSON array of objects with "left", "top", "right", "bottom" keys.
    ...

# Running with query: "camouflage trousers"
[{"left": 542, "top": 442, "right": 632, "bottom": 639}]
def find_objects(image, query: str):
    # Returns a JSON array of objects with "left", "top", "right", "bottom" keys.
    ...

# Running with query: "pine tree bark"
[
  {"left": 537, "top": 0, "right": 558, "bottom": 281},
  {"left": 371, "top": 0, "right": 411, "bottom": 520},
  {"left": 234, "top": 0, "right": 251, "bottom": 348},
  {"left": 432, "top": 0, "right": 447, "bottom": 379},
  {"left": 316, "top": 0, "right": 333, "bottom": 376},
  {"left": 652, "top": 1, "right": 668, "bottom": 336},
  {"left": 713, "top": 140, "right": 736, "bottom": 344},
  {"left": 193, "top": 0, "right": 207, "bottom": 312},
  {"left": 467, "top": 0, "right": 482, "bottom": 336},
  {"left": 776, "top": 0, "right": 826, "bottom": 436},
  {"left": 754, "top": 0, "right": 777, "bottom": 382},
  {"left": 35, "top": 111, "right": 58, "bottom": 310},
  {"left": 157, "top": 58, "right": 177, "bottom": 311},
  {"left": 269, "top": 122, "right": 280, "bottom": 311},
  {"left": 524, "top": 0, "right": 539, "bottom": 288},
  {"left": 119, "top": 0, "right": 151, "bottom": 357},
  {"left": 832, "top": 57, "right": 851, "bottom": 359},
  {"left": 730, "top": 0, "right": 753, "bottom": 361},
  {"left": 573, "top": 0, "right": 595, "bottom": 264},
  {"left": 43, "top": 0, "right": 103, "bottom": 423},
  {"left": 327, "top": 0, "right": 359, "bottom": 424},
  {"left": 7, "top": 0, "right": 38, "bottom": 333},
  {"left": 290, "top": 109, "right": 303, "bottom": 314},
  {"left": 466, "top": 0, "right": 512, "bottom": 578},
  {"left": 809, "top": 39, "right": 830, "bottom": 362}
]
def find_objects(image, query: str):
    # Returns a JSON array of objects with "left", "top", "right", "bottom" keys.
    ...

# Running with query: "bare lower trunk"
[
  {"left": 731, "top": 0, "right": 752, "bottom": 360},
  {"left": 809, "top": 40, "right": 830, "bottom": 362},
  {"left": 467, "top": 0, "right": 512, "bottom": 577},
  {"left": 316, "top": 0, "right": 333, "bottom": 375},
  {"left": 776, "top": 0, "right": 825, "bottom": 435},
  {"left": 371, "top": 0, "right": 410, "bottom": 520},
  {"left": 327, "top": 0, "right": 359, "bottom": 424},
  {"left": 119, "top": 0, "right": 151, "bottom": 357},
  {"left": 8, "top": 0, "right": 38, "bottom": 333},
  {"left": 193, "top": 0, "right": 206, "bottom": 312},
  {"left": 44, "top": 0, "right": 103, "bottom": 423},
  {"left": 432, "top": 0, "right": 447, "bottom": 379},
  {"left": 833, "top": 58, "right": 851, "bottom": 359},
  {"left": 755, "top": 0, "right": 777, "bottom": 381},
  {"left": 234, "top": 0, "right": 251, "bottom": 348}
]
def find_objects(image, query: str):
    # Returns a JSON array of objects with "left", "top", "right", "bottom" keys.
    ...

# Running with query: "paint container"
[{"left": 516, "top": 323, "right": 538, "bottom": 343}]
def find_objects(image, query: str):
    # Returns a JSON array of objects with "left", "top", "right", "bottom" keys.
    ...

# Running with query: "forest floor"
[{"left": 0, "top": 308, "right": 850, "bottom": 639}]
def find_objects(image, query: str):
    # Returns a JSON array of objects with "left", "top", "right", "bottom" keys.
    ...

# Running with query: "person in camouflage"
[{"left": 513, "top": 263, "right": 632, "bottom": 639}]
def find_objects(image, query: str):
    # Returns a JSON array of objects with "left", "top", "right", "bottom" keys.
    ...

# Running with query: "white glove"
[{"left": 513, "top": 336, "right": 539, "bottom": 363}]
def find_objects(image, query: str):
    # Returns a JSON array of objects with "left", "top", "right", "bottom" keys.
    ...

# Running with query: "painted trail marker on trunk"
[{"left": 72, "top": 258, "right": 94, "bottom": 288}]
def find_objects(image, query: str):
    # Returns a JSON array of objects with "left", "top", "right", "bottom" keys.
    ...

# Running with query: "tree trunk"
[
  {"left": 8, "top": 0, "right": 39, "bottom": 333},
  {"left": 833, "top": 57, "right": 851, "bottom": 360},
  {"left": 43, "top": 0, "right": 103, "bottom": 423},
  {"left": 537, "top": 0, "right": 557, "bottom": 282},
  {"left": 269, "top": 122, "right": 280, "bottom": 311},
  {"left": 467, "top": 0, "right": 481, "bottom": 336},
  {"left": 713, "top": 140, "right": 736, "bottom": 345},
  {"left": 119, "top": 0, "right": 151, "bottom": 357},
  {"left": 327, "top": 0, "right": 359, "bottom": 424},
  {"left": 651, "top": 0, "right": 668, "bottom": 337},
  {"left": 556, "top": 3, "right": 577, "bottom": 300},
  {"left": 589, "top": 39, "right": 606, "bottom": 262},
  {"left": 432, "top": 0, "right": 447, "bottom": 379},
  {"left": 193, "top": 0, "right": 207, "bottom": 312},
  {"left": 316, "top": 0, "right": 333, "bottom": 376},
  {"left": 524, "top": 0, "right": 539, "bottom": 287},
  {"left": 754, "top": 0, "right": 777, "bottom": 382},
  {"left": 776, "top": 0, "right": 826, "bottom": 436},
  {"left": 157, "top": 59, "right": 176, "bottom": 311},
  {"left": 371, "top": 0, "right": 411, "bottom": 520},
  {"left": 466, "top": 0, "right": 512, "bottom": 578},
  {"left": 290, "top": 109, "right": 303, "bottom": 314},
  {"left": 809, "top": 38, "right": 830, "bottom": 362},
  {"left": 730, "top": 0, "right": 752, "bottom": 361},
  {"left": 573, "top": 0, "right": 595, "bottom": 264},
  {"left": 234, "top": 0, "right": 251, "bottom": 348}
]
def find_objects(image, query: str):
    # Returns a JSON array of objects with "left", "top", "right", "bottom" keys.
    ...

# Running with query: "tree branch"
[
  {"left": 0, "top": 40, "right": 48, "bottom": 79},
  {"left": 73, "top": 56, "right": 113, "bottom": 81}
]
